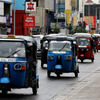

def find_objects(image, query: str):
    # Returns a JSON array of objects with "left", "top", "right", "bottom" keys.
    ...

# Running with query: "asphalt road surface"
[{"left": 0, "top": 52, "right": 100, "bottom": 100}]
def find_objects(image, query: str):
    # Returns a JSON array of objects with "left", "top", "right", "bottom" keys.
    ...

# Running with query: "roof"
[
  {"left": 93, "top": 34, "right": 100, "bottom": 37},
  {"left": 0, "top": 35, "right": 36, "bottom": 44},
  {"left": 73, "top": 33, "right": 92, "bottom": 38},
  {"left": 42, "top": 35, "right": 76, "bottom": 41},
  {"left": 32, "top": 35, "right": 44, "bottom": 39}
]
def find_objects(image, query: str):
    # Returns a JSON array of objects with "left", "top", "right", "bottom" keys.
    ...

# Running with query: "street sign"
[
  {"left": 24, "top": 16, "right": 35, "bottom": 27},
  {"left": 64, "top": 10, "right": 72, "bottom": 14},
  {"left": 25, "top": 2, "right": 36, "bottom": 13}
]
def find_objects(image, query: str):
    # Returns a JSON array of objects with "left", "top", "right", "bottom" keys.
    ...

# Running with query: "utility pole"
[
  {"left": 42, "top": 0, "right": 44, "bottom": 35},
  {"left": 14, "top": 0, "right": 15, "bottom": 35},
  {"left": 56, "top": 0, "right": 58, "bottom": 27}
]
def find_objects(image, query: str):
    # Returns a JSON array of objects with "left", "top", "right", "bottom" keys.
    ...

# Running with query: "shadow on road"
[
  {"left": 0, "top": 92, "right": 38, "bottom": 100},
  {"left": 47, "top": 75, "right": 77, "bottom": 80}
]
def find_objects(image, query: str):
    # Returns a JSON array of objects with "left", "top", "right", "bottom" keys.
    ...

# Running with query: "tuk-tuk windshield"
[
  {"left": 77, "top": 38, "right": 90, "bottom": 46},
  {"left": 0, "top": 41, "right": 26, "bottom": 58},
  {"left": 49, "top": 41, "right": 72, "bottom": 51}
]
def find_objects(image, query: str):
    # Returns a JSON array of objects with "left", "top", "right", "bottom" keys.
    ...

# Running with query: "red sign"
[
  {"left": 25, "top": 2, "right": 36, "bottom": 13},
  {"left": 24, "top": 16, "right": 35, "bottom": 27}
]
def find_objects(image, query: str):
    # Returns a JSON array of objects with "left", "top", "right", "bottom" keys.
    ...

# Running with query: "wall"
[
  {"left": 11, "top": 0, "right": 26, "bottom": 35},
  {"left": 45, "top": 0, "right": 54, "bottom": 12}
]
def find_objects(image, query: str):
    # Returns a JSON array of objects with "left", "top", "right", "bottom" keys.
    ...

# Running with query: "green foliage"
[
  {"left": 72, "top": 26, "right": 87, "bottom": 34},
  {"left": 66, "top": 23, "right": 87, "bottom": 34},
  {"left": 27, "top": 33, "right": 31, "bottom": 36},
  {"left": 53, "top": 27, "right": 60, "bottom": 33}
]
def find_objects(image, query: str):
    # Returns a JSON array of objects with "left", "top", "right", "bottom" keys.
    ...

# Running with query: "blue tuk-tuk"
[
  {"left": 47, "top": 37, "right": 79, "bottom": 78},
  {"left": 0, "top": 35, "right": 39, "bottom": 95}
]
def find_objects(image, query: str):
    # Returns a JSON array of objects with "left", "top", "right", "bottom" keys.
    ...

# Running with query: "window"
[{"left": 4, "top": 3, "right": 10, "bottom": 16}]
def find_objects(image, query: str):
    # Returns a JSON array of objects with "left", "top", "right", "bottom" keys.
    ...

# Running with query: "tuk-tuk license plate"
[{"left": 0, "top": 58, "right": 16, "bottom": 62}]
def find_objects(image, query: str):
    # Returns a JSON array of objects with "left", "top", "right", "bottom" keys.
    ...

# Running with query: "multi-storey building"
[
  {"left": 0, "top": 0, "right": 12, "bottom": 34},
  {"left": 28, "top": 0, "right": 54, "bottom": 35},
  {"left": 78, "top": 0, "right": 99, "bottom": 33},
  {"left": 54, "top": 0, "right": 65, "bottom": 28}
]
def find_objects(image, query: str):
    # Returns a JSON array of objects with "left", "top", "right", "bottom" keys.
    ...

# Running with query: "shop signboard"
[
  {"left": 24, "top": 16, "right": 35, "bottom": 27},
  {"left": 25, "top": 2, "right": 36, "bottom": 13}
]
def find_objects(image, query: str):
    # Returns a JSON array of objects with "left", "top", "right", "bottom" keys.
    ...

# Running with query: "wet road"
[{"left": 0, "top": 52, "right": 100, "bottom": 100}]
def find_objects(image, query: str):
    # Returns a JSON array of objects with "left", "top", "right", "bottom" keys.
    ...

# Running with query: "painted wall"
[
  {"left": 45, "top": 0, "right": 54, "bottom": 11},
  {"left": 12, "top": 0, "right": 25, "bottom": 10},
  {"left": 11, "top": 0, "right": 26, "bottom": 35},
  {"left": 65, "top": 0, "right": 71, "bottom": 10}
]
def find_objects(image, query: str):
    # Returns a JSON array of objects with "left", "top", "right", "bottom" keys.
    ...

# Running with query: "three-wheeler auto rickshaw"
[
  {"left": 74, "top": 33, "right": 95, "bottom": 63},
  {"left": 47, "top": 37, "right": 79, "bottom": 78},
  {"left": 41, "top": 34, "right": 67, "bottom": 68},
  {"left": 93, "top": 34, "right": 100, "bottom": 52},
  {"left": 41, "top": 35, "right": 58, "bottom": 68},
  {"left": 0, "top": 35, "right": 39, "bottom": 95}
]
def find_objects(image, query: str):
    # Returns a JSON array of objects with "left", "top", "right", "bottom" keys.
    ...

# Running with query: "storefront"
[{"left": 0, "top": 0, "right": 12, "bottom": 34}]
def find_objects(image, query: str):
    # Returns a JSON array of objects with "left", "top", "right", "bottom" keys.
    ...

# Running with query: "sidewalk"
[{"left": 50, "top": 67, "right": 100, "bottom": 100}]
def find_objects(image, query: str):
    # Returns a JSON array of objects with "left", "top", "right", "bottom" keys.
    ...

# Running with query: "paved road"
[{"left": 0, "top": 52, "right": 100, "bottom": 100}]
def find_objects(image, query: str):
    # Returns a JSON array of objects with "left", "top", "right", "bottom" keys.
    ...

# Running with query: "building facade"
[
  {"left": 11, "top": 0, "right": 26, "bottom": 35},
  {"left": 0, "top": 0, "right": 12, "bottom": 34},
  {"left": 54, "top": 0, "right": 65, "bottom": 28}
]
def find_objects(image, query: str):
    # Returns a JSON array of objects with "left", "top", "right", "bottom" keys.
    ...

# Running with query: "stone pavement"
[{"left": 50, "top": 67, "right": 100, "bottom": 100}]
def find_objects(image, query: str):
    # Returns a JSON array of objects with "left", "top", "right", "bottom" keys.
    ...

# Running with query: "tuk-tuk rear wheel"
[
  {"left": 75, "top": 72, "right": 78, "bottom": 77},
  {"left": 91, "top": 59, "right": 94, "bottom": 63},
  {"left": 32, "top": 84, "right": 37, "bottom": 95},
  {"left": 47, "top": 71, "right": 51, "bottom": 77}
]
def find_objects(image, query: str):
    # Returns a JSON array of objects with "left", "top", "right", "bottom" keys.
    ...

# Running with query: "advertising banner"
[
  {"left": 24, "top": 16, "right": 35, "bottom": 27},
  {"left": 84, "top": 16, "right": 96, "bottom": 29}
]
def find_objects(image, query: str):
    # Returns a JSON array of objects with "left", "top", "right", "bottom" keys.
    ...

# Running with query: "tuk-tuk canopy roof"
[
  {"left": 0, "top": 35, "right": 37, "bottom": 48},
  {"left": 42, "top": 35, "right": 76, "bottom": 42},
  {"left": 93, "top": 34, "right": 100, "bottom": 37},
  {"left": 73, "top": 33, "right": 92, "bottom": 38},
  {"left": 0, "top": 35, "right": 36, "bottom": 44}
]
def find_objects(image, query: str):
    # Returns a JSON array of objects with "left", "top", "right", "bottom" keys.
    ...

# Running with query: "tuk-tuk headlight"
[
  {"left": 98, "top": 43, "right": 100, "bottom": 45},
  {"left": 47, "top": 55, "right": 54, "bottom": 60},
  {"left": 3, "top": 64, "right": 10, "bottom": 77},
  {"left": 86, "top": 48, "right": 90, "bottom": 51},
  {"left": 65, "top": 56, "right": 72, "bottom": 60},
  {"left": 14, "top": 64, "right": 22, "bottom": 70}
]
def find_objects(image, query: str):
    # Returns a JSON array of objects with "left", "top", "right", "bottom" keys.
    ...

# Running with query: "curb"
[{"left": 50, "top": 67, "right": 100, "bottom": 100}]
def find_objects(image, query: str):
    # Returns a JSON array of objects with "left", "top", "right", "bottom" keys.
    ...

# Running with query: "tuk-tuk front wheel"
[
  {"left": 2, "top": 89, "right": 8, "bottom": 95},
  {"left": 81, "top": 59, "right": 83, "bottom": 63},
  {"left": 57, "top": 74, "right": 60, "bottom": 78}
]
